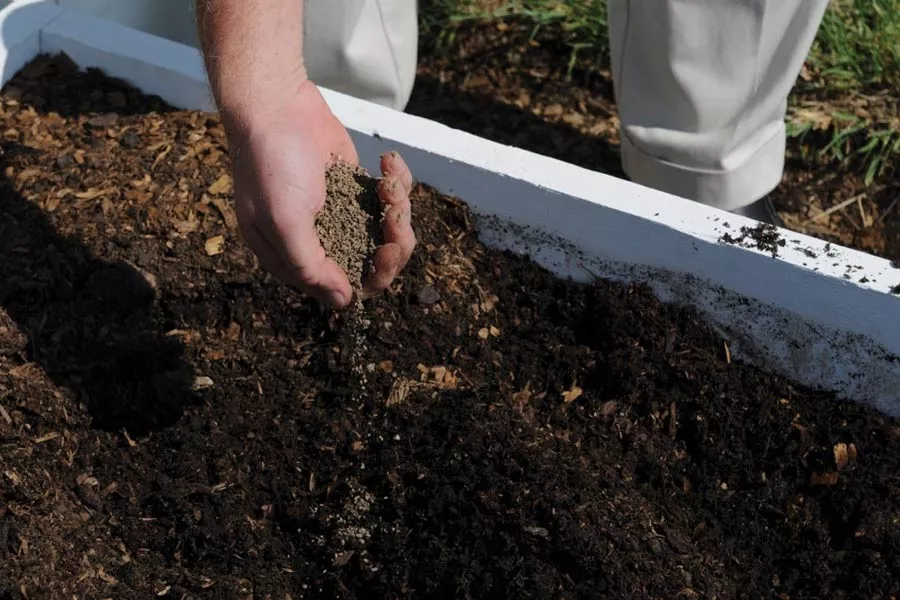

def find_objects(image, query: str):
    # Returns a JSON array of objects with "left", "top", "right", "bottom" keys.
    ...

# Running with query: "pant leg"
[
  {"left": 303, "top": 0, "right": 419, "bottom": 112},
  {"left": 607, "top": 0, "right": 829, "bottom": 211}
]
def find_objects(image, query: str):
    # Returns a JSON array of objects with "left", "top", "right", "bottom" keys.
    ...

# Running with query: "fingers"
[
  {"left": 244, "top": 206, "right": 353, "bottom": 309},
  {"left": 381, "top": 151, "right": 413, "bottom": 193},
  {"left": 361, "top": 152, "right": 417, "bottom": 296},
  {"left": 362, "top": 242, "right": 404, "bottom": 297},
  {"left": 378, "top": 156, "right": 416, "bottom": 268}
]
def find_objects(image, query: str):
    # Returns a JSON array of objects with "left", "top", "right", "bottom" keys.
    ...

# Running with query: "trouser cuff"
[{"left": 620, "top": 125, "right": 786, "bottom": 212}]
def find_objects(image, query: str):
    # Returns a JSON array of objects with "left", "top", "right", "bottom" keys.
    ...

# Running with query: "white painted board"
[{"left": 2, "top": 1, "right": 900, "bottom": 415}]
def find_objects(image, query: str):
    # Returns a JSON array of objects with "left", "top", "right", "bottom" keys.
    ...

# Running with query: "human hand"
[{"left": 225, "top": 80, "right": 416, "bottom": 309}]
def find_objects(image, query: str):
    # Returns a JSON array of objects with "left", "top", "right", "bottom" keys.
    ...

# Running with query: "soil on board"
[
  {"left": 2, "top": 54, "right": 900, "bottom": 600},
  {"left": 317, "top": 161, "right": 384, "bottom": 292}
]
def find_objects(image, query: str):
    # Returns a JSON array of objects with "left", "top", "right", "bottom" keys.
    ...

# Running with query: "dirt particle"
[
  {"left": 75, "top": 483, "right": 103, "bottom": 511},
  {"left": 119, "top": 129, "right": 141, "bottom": 149},
  {"left": 719, "top": 223, "right": 786, "bottom": 258},
  {"left": 416, "top": 285, "right": 441, "bottom": 305},
  {"left": 87, "top": 113, "right": 117, "bottom": 129}
]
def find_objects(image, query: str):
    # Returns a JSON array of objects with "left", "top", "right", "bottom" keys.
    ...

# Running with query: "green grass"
[
  {"left": 419, "top": 0, "right": 900, "bottom": 184},
  {"left": 807, "top": 0, "right": 900, "bottom": 92}
]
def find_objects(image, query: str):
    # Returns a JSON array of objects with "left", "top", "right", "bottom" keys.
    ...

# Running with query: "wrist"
[{"left": 216, "top": 67, "right": 310, "bottom": 146}]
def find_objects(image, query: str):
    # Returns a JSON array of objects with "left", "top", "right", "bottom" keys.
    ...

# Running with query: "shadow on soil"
[
  {"left": 0, "top": 57, "right": 194, "bottom": 437},
  {"left": 406, "top": 71, "right": 626, "bottom": 179}
]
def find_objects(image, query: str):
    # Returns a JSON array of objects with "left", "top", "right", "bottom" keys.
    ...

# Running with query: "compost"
[{"left": 2, "top": 54, "right": 900, "bottom": 600}]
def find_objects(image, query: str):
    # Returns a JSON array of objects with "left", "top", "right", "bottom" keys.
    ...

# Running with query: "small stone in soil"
[
  {"left": 120, "top": 129, "right": 141, "bottom": 149},
  {"left": 316, "top": 161, "right": 385, "bottom": 292},
  {"left": 417, "top": 285, "right": 441, "bottom": 305}
]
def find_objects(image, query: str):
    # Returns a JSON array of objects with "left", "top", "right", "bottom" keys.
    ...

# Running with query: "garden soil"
[{"left": 2, "top": 54, "right": 900, "bottom": 599}]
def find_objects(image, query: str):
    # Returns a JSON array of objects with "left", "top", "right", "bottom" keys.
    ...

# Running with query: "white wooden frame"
[{"left": 3, "top": 0, "right": 900, "bottom": 415}]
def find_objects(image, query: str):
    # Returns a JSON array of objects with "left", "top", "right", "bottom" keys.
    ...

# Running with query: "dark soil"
[
  {"left": 318, "top": 161, "right": 384, "bottom": 292},
  {"left": 2, "top": 54, "right": 900, "bottom": 600},
  {"left": 719, "top": 224, "right": 787, "bottom": 259}
]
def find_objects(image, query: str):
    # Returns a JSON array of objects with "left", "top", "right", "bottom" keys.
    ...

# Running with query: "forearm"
[{"left": 195, "top": 0, "right": 307, "bottom": 139}]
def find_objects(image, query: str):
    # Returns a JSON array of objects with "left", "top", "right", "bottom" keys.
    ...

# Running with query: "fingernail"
[{"left": 327, "top": 290, "right": 348, "bottom": 308}]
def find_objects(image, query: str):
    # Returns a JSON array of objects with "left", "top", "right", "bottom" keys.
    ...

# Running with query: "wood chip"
[
  {"left": 223, "top": 322, "right": 241, "bottom": 341},
  {"left": 810, "top": 472, "right": 839, "bottom": 486},
  {"left": 191, "top": 376, "right": 215, "bottom": 391},
  {"left": 123, "top": 429, "right": 138, "bottom": 447},
  {"left": 74, "top": 187, "right": 114, "bottom": 200},
  {"left": 834, "top": 442, "right": 857, "bottom": 470},
  {"left": 562, "top": 384, "right": 583, "bottom": 404},
  {"left": 386, "top": 378, "right": 412, "bottom": 407},
  {"left": 77, "top": 473, "right": 99, "bottom": 486},
  {"left": 0, "top": 403, "right": 11, "bottom": 425},
  {"left": 512, "top": 384, "right": 532, "bottom": 414},
  {"left": 489, "top": 326, "right": 500, "bottom": 337},
  {"left": 34, "top": 432, "right": 59, "bottom": 444},
  {"left": 205, "top": 235, "right": 225, "bottom": 256},
  {"left": 97, "top": 566, "right": 119, "bottom": 585},
  {"left": 477, "top": 327, "right": 490, "bottom": 340},
  {"left": 481, "top": 294, "right": 499, "bottom": 312},
  {"left": 173, "top": 213, "right": 199, "bottom": 235},
  {"left": 211, "top": 196, "right": 238, "bottom": 230},
  {"left": 207, "top": 174, "right": 232, "bottom": 195},
  {"left": 205, "top": 349, "right": 225, "bottom": 361}
]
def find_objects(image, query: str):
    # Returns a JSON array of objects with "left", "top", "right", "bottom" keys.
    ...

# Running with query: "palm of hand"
[{"left": 230, "top": 82, "right": 415, "bottom": 308}]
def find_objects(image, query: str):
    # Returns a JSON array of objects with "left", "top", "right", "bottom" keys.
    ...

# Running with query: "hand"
[{"left": 226, "top": 80, "right": 416, "bottom": 309}]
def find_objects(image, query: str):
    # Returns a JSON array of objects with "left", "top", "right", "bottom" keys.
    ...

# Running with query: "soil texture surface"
[{"left": 2, "top": 54, "right": 900, "bottom": 600}]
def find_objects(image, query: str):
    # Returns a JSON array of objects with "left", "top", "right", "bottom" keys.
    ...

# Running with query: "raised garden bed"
[{"left": 2, "top": 4, "right": 900, "bottom": 599}]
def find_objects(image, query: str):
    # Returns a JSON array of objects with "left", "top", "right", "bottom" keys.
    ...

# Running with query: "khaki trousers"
[{"left": 304, "top": 0, "right": 829, "bottom": 211}]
